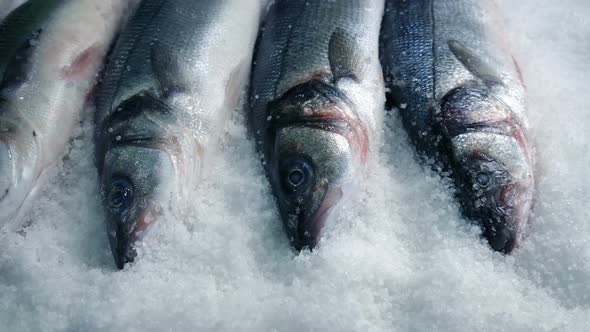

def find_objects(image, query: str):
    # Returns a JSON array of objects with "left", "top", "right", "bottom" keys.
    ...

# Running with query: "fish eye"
[
  {"left": 476, "top": 172, "right": 492, "bottom": 187},
  {"left": 280, "top": 157, "right": 313, "bottom": 192},
  {"left": 107, "top": 177, "right": 133, "bottom": 210},
  {"left": 288, "top": 168, "right": 305, "bottom": 187}
]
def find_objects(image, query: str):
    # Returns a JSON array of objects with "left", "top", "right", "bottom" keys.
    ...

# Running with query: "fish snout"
[
  {"left": 469, "top": 187, "right": 531, "bottom": 254},
  {"left": 108, "top": 216, "right": 136, "bottom": 270},
  {"left": 480, "top": 214, "right": 516, "bottom": 253},
  {"left": 103, "top": 173, "right": 163, "bottom": 269},
  {"left": 107, "top": 203, "right": 160, "bottom": 269},
  {"left": 285, "top": 186, "right": 343, "bottom": 251}
]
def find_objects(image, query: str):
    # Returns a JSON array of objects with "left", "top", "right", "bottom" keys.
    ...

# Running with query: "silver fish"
[
  {"left": 249, "top": 0, "right": 385, "bottom": 250},
  {"left": 0, "top": 0, "right": 25, "bottom": 21},
  {"left": 0, "top": 0, "right": 133, "bottom": 229},
  {"left": 380, "top": 0, "right": 534, "bottom": 253},
  {"left": 95, "top": 0, "right": 261, "bottom": 269}
]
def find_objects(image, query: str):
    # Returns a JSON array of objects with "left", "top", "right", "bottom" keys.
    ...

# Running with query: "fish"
[
  {"left": 0, "top": 0, "right": 135, "bottom": 229},
  {"left": 380, "top": 0, "right": 534, "bottom": 253},
  {"left": 0, "top": 0, "right": 25, "bottom": 21},
  {"left": 94, "top": 0, "right": 261, "bottom": 269},
  {"left": 249, "top": 0, "right": 385, "bottom": 250}
]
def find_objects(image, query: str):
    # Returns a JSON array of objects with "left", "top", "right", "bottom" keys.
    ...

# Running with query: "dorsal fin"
[
  {"left": 150, "top": 41, "right": 185, "bottom": 98},
  {"left": 328, "top": 28, "right": 369, "bottom": 83},
  {"left": 448, "top": 39, "right": 502, "bottom": 85}
]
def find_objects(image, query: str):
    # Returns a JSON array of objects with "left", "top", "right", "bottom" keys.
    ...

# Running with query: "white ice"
[{"left": 1, "top": 0, "right": 589, "bottom": 331}]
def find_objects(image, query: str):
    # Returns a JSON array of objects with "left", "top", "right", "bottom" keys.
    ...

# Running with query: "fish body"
[
  {"left": 95, "top": 0, "right": 261, "bottom": 268},
  {"left": 0, "top": 0, "right": 133, "bottom": 229},
  {"left": 0, "top": 0, "right": 25, "bottom": 21},
  {"left": 250, "top": 0, "right": 385, "bottom": 249},
  {"left": 380, "top": 0, "right": 534, "bottom": 252}
]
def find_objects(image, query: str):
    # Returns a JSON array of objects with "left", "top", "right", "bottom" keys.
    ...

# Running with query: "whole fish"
[
  {"left": 95, "top": 0, "right": 261, "bottom": 269},
  {"left": 380, "top": 0, "right": 534, "bottom": 253},
  {"left": 249, "top": 0, "right": 385, "bottom": 250},
  {"left": 0, "top": 0, "right": 134, "bottom": 229}
]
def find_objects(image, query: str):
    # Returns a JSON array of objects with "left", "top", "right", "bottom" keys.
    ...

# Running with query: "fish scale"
[
  {"left": 251, "top": 0, "right": 383, "bottom": 132},
  {"left": 381, "top": 0, "right": 526, "bottom": 150},
  {"left": 432, "top": 1, "right": 524, "bottom": 106},
  {"left": 379, "top": 0, "right": 434, "bottom": 145},
  {"left": 96, "top": 0, "right": 221, "bottom": 129},
  {"left": 95, "top": 0, "right": 261, "bottom": 268},
  {"left": 250, "top": 0, "right": 385, "bottom": 249},
  {"left": 0, "top": 0, "right": 134, "bottom": 229},
  {"left": 381, "top": 0, "right": 534, "bottom": 253}
]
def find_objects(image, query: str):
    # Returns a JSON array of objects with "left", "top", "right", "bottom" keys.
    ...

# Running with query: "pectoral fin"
[
  {"left": 150, "top": 42, "right": 185, "bottom": 97},
  {"left": 328, "top": 29, "right": 369, "bottom": 83},
  {"left": 448, "top": 39, "right": 502, "bottom": 84}
]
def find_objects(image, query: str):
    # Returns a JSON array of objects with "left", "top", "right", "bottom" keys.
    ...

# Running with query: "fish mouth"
[
  {"left": 288, "top": 187, "right": 343, "bottom": 251},
  {"left": 108, "top": 205, "right": 157, "bottom": 269},
  {"left": 464, "top": 188, "right": 530, "bottom": 254},
  {"left": 478, "top": 214, "right": 516, "bottom": 253},
  {"left": 108, "top": 216, "right": 135, "bottom": 270}
]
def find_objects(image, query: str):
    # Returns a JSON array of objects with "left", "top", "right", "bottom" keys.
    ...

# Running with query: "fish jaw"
[
  {"left": 283, "top": 184, "right": 344, "bottom": 251},
  {"left": 436, "top": 84, "right": 534, "bottom": 253},
  {"left": 106, "top": 198, "right": 160, "bottom": 270}
]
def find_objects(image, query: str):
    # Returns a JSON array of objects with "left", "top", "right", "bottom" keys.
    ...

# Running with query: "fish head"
[
  {"left": 101, "top": 146, "right": 175, "bottom": 269},
  {"left": 437, "top": 85, "right": 534, "bottom": 253},
  {"left": 0, "top": 109, "right": 40, "bottom": 227},
  {"left": 99, "top": 94, "right": 183, "bottom": 269},
  {"left": 272, "top": 127, "right": 351, "bottom": 250},
  {"left": 266, "top": 80, "right": 366, "bottom": 250}
]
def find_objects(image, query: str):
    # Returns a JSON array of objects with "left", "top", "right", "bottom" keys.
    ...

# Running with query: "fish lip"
[
  {"left": 467, "top": 202, "right": 526, "bottom": 254},
  {"left": 108, "top": 223, "right": 135, "bottom": 270},
  {"left": 289, "top": 187, "right": 343, "bottom": 251},
  {"left": 107, "top": 205, "right": 156, "bottom": 269},
  {"left": 107, "top": 213, "right": 136, "bottom": 270},
  {"left": 479, "top": 214, "right": 516, "bottom": 254}
]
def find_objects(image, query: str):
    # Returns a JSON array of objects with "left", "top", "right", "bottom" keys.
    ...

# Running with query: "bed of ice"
[{"left": 1, "top": 0, "right": 589, "bottom": 331}]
